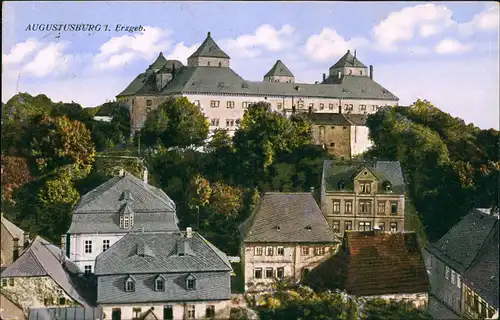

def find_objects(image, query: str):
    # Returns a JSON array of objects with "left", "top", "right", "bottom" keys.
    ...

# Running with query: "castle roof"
[
  {"left": 188, "top": 32, "right": 230, "bottom": 59},
  {"left": 149, "top": 53, "right": 168, "bottom": 70},
  {"left": 264, "top": 60, "right": 294, "bottom": 78},
  {"left": 331, "top": 50, "right": 367, "bottom": 68}
]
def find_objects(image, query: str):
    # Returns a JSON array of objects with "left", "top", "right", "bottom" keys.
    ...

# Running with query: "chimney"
[
  {"left": 119, "top": 169, "right": 125, "bottom": 176},
  {"left": 186, "top": 227, "right": 193, "bottom": 238},
  {"left": 323, "top": 73, "right": 326, "bottom": 81},
  {"left": 13, "top": 237, "right": 19, "bottom": 261},
  {"left": 338, "top": 71, "right": 341, "bottom": 79},
  {"left": 23, "top": 232, "right": 30, "bottom": 249},
  {"left": 143, "top": 167, "right": 148, "bottom": 184},
  {"left": 354, "top": 50, "right": 357, "bottom": 58},
  {"left": 207, "top": 31, "right": 211, "bottom": 37},
  {"left": 369, "top": 65, "right": 373, "bottom": 80}
]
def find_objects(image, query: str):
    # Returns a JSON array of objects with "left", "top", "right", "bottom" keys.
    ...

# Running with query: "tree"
[
  {"left": 361, "top": 298, "right": 434, "bottom": 320},
  {"left": 4, "top": 93, "right": 55, "bottom": 123},
  {"left": 0, "top": 156, "right": 33, "bottom": 204},
  {"left": 140, "top": 97, "right": 209, "bottom": 148}
]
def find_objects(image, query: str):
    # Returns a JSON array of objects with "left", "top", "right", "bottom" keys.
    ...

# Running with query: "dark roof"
[
  {"left": 331, "top": 50, "right": 367, "bottom": 68},
  {"left": 0, "top": 237, "right": 91, "bottom": 307},
  {"left": 307, "top": 231, "right": 428, "bottom": 296},
  {"left": 158, "top": 60, "right": 184, "bottom": 73},
  {"left": 94, "top": 231, "right": 232, "bottom": 275},
  {"left": 264, "top": 60, "right": 294, "bottom": 78},
  {"left": 28, "top": 307, "right": 103, "bottom": 320},
  {"left": 426, "top": 209, "right": 499, "bottom": 308},
  {"left": 241, "top": 193, "right": 338, "bottom": 243},
  {"left": 68, "top": 172, "right": 178, "bottom": 234},
  {"left": 188, "top": 32, "right": 230, "bottom": 59},
  {"left": 307, "top": 113, "right": 368, "bottom": 126},
  {"left": 322, "top": 160, "right": 406, "bottom": 194},
  {"left": 149, "top": 53, "right": 168, "bottom": 70},
  {"left": 94, "top": 102, "right": 114, "bottom": 117}
]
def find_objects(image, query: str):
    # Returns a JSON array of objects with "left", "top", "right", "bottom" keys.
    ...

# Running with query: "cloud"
[
  {"left": 93, "top": 26, "right": 172, "bottom": 70},
  {"left": 372, "top": 4, "right": 455, "bottom": 51},
  {"left": 304, "top": 28, "right": 369, "bottom": 62},
  {"left": 166, "top": 41, "right": 201, "bottom": 64},
  {"left": 458, "top": 5, "right": 500, "bottom": 37},
  {"left": 23, "top": 42, "right": 73, "bottom": 77},
  {"left": 2, "top": 38, "right": 41, "bottom": 65},
  {"left": 219, "top": 24, "right": 296, "bottom": 58},
  {"left": 435, "top": 38, "right": 474, "bottom": 54}
]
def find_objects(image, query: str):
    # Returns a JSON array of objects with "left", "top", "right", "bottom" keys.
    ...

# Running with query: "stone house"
[
  {"left": 28, "top": 307, "right": 103, "bottom": 320},
  {"left": 115, "top": 32, "right": 398, "bottom": 136},
  {"left": 93, "top": 102, "right": 114, "bottom": 123},
  {"left": 1, "top": 213, "right": 29, "bottom": 267},
  {"left": 239, "top": 192, "right": 340, "bottom": 292},
  {"left": 425, "top": 208, "right": 499, "bottom": 320},
  {"left": 0, "top": 237, "right": 93, "bottom": 317},
  {"left": 94, "top": 228, "right": 232, "bottom": 320},
  {"left": 320, "top": 159, "right": 406, "bottom": 235},
  {"left": 305, "top": 230, "right": 429, "bottom": 308},
  {"left": 308, "top": 113, "right": 372, "bottom": 159},
  {"left": 64, "top": 169, "right": 179, "bottom": 273}
]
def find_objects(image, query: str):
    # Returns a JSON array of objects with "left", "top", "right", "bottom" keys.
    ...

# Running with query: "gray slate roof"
[
  {"left": 149, "top": 53, "right": 168, "bottom": 70},
  {"left": 307, "top": 113, "right": 368, "bottom": 126},
  {"left": 28, "top": 307, "right": 103, "bottom": 320},
  {"left": 188, "top": 32, "right": 230, "bottom": 59},
  {"left": 332, "top": 50, "right": 367, "bottom": 68},
  {"left": 0, "top": 237, "right": 91, "bottom": 307},
  {"left": 95, "top": 231, "right": 232, "bottom": 304},
  {"left": 322, "top": 160, "right": 406, "bottom": 194},
  {"left": 241, "top": 193, "right": 338, "bottom": 243},
  {"left": 68, "top": 172, "right": 178, "bottom": 234},
  {"left": 426, "top": 209, "right": 499, "bottom": 308},
  {"left": 264, "top": 60, "right": 294, "bottom": 78},
  {"left": 94, "top": 102, "right": 114, "bottom": 117}
]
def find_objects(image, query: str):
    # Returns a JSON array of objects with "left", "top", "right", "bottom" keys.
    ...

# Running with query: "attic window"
[
  {"left": 124, "top": 276, "right": 135, "bottom": 292},
  {"left": 121, "top": 190, "right": 133, "bottom": 201},
  {"left": 338, "top": 181, "right": 346, "bottom": 190},
  {"left": 155, "top": 275, "right": 165, "bottom": 291},
  {"left": 185, "top": 274, "right": 197, "bottom": 290},
  {"left": 305, "top": 225, "right": 312, "bottom": 231},
  {"left": 218, "top": 62, "right": 222, "bottom": 67},
  {"left": 342, "top": 88, "right": 349, "bottom": 93},
  {"left": 276, "top": 226, "right": 280, "bottom": 231},
  {"left": 383, "top": 181, "right": 392, "bottom": 192},
  {"left": 361, "top": 89, "right": 366, "bottom": 94}
]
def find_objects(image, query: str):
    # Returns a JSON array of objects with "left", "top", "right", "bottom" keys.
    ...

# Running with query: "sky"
[{"left": 2, "top": 1, "right": 499, "bottom": 129}]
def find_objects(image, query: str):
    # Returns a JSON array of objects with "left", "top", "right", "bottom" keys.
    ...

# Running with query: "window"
[
  {"left": 155, "top": 276, "right": 165, "bottom": 291},
  {"left": 1, "top": 279, "right": 7, "bottom": 287},
  {"left": 277, "top": 267, "right": 285, "bottom": 279},
  {"left": 378, "top": 201, "right": 385, "bottom": 214},
  {"left": 266, "top": 246, "right": 274, "bottom": 256},
  {"left": 332, "top": 221, "right": 340, "bottom": 233},
  {"left": 277, "top": 247, "right": 284, "bottom": 256},
  {"left": 146, "top": 99, "right": 152, "bottom": 106},
  {"left": 146, "top": 107, "right": 152, "bottom": 113},
  {"left": 210, "top": 100, "right": 220, "bottom": 108},
  {"left": 265, "top": 268, "right": 274, "bottom": 278},
  {"left": 187, "top": 305, "right": 195, "bottom": 319},
  {"left": 390, "top": 222, "right": 397, "bottom": 232},
  {"left": 218, "top": 62, "right": 222, "bottom": 67},
  {"left": 359, "top": 200, "right": 372, "bottom": 214},
  {"left": 314, "top": 247, "right": 326, "bottom": 256},
  {"left": 329, "top": 103, "right": 334, "bottom": 110},
  {"left": 391, "top": 202, "right": 398, "bottom": 214},
  {"left": 84, "top": 240, "right": 92, "bottom": 254},
  {"left": 242, "top": 102, "right": 248, "bottom": 108},
  {"left": 59, "top": 297, "right": 66, "bottom": 305},
  {"left": 372, "top": 105, "right": 378, "bottom": 111},
  {"left": 123, "top": 215, "right": 130, "bottom": 228},
  {"left": 329, "top": 142, "right": 335, "bottom": 147},
  {"left": 345, "top": 221, "right": 352, "bottom": 231},
  {"left": 302, "top": 246, "right": 309, "bottom": 256},
  {"left": 378, "top": 222, "right": 385, "bottom": 231},
  {"left": 445, "top": 265, "right": 450, "bottom": 280},
  {"left": 298, "top": 102, "right": 304, "bottom": 109},
  {"left": 345, "top": 201, "right": 353, "bottom": 213},
  {"left": 349, "top": 70, "right": 352, "bottom": 75},
  {"left": 187, "top": 278, "right": 196, "bottom": 290},
  {"left": 254, "top": 268, "right": 262, "bottom": 279},
  {"left": 359, "top": 221, "right": 371, "bottom": 231},
  {"left": 111, "top": 308, "right": 121, "bottom": 320},
  {"left": 320, "top": 103, "right": 324, "bottom": 110},
  {"left": 207, "top": 61, "right": 211, "bottom": 66},
  {"left": 206, "top": 305, "right": 216, "bottom": 319},
  {"left": 44, "top": 298, "right": 54, "bottom": 306},
  {"left": 360, "top": 105, "right": 366, "bottom": 111},
  {"left": 8, "top": 278, "right": 14, "bottom": 286},
  {"left": 333, "top": 200, "right": 340, "bottom": 213},
  {"left": 132, "top": 99, "right": 135, "bottom": 106},
  {"left": 226, "top": 101, "right": 235, "bottom": 108},
  {"left": 277, "top": 102, "right": 282, "bottom": 109},
  {"left": 103, "top": 240, "right": 110, "bottom": 252},
  {"left": 125, "top": 277, "right": 135, "bottom": 292},
  {"left": 451, "top": 270, "right": 456, "bottom": 284},
  {"left": 457, "top": 274, "right": 461, "bottom": 288},
  {"left": 360, "top": 182, "right": 371, "bottom": 194},
  {"left": 359, "top": 70, "right": 363, "bottom": 75},
  {"left": 84, "top": 265, "right": 92, "bottom": 274},
  {"left": 255, "top": 246, "right": 263, "bottom": 256},
  {"left": 210, "top": 118, "right": 220, "bottom": 126},
  {"left": 338, "top": 181, "right": 345, "bottom": 190},
  {"left": 163, "top": 306, "right": 173, "bottom": 320},
  {"left": 226, "top": 119, "right": 235, "bottom": 127}
]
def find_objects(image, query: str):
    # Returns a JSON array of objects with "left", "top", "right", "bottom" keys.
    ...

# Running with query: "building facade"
[
  {"left": 64, "top": 169, "right": 179, "bottom": 272},
  {"left": 116, "top": 32, "right": 399, "bottom": 137},
  {"left": 320, "top": 160, "right": 406, "bottom": 235},
  {"left": 425, "top": 208, "right": 499, "bottom": 320},
  {"left": 94, "top": 228, "right": 232, "bottom": 320},
  {"left": 1, "top": 214, "right": 29, "bottom": 267},
  {"left": 239, "top": 192, "right": 340, "bottom": 292}
]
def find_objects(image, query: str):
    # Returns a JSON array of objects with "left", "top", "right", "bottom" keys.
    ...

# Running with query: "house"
[
  {"left": 64, "top": 169, "right": 179, "bottom": 273},
  {"left": 116, "top": 32, "right": 398, "bottom": 136},
  {"left": 1, "top": 293, "right": 25, "bottom": 320},
  {"left": 93, "top": 102, "right": 114, "bottom": 122},
  {"left": 1, "top": 213, "right": 29, "bottom": 267},
  {"left": 0, "top": 237, "right": 93, "bottom": 317},
  {"left": 94, "top": 228, "right": 233, "bottom": 320},
  {"left": 308, "top": 113, "right": 372, "bottom": 159},
  {"left": 28, "top": 306, "right": 103, "bottom": 320},
  {"left": 304, "top": 230, "right": 429, "bottom": 308},
  {"left": 425, "top": 208, "right": 499, "bottom": 320},
  {"left": 239, "top": 192, "right": 340, "bottom": 292},
  {"left": 320, "top": 159, "right": 406, "bottom": 235}
]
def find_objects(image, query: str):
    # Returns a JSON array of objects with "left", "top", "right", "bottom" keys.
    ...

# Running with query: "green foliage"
[
  {"left": 4, "top": 93, "right": 55, "bottom": 123},
  {"left": 361, "top": 298, "right": 434, "bottom": 320},
  {"left": 140, "top": 97, "right": 209, "bottom": 148},
  {"left": 90, "top": 102, "right": 131, "bottom": 151},
  {"left": 1, "top": 156, "right": 33, "bottom": 204}
]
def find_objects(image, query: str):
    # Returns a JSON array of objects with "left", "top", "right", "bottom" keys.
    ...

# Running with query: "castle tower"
[
  {"left": 187, "top": 32, "right": 230, "bottom": 68},
  {"left": 263, "top": 60, "right": 295, "bottom": 83},
  {"left": 328, "top": 50, "right": 368, "bottom": 79},
  {"left": 149, "top": 52, "right": 168, "bottom": 73}
]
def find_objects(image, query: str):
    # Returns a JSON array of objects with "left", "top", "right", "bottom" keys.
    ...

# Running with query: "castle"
[{"left": 116, "top": 31, "right": 398, "bottom": 151}]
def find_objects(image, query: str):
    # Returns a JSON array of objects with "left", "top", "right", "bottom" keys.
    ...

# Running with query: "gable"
[{"left": 353, "top": 166, "right": 378, "bottom": 182}]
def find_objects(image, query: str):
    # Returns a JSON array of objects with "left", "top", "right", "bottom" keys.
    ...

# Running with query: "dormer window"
[
  {"left": 276, "top": 225, "right": 280, "bottom": 231},
  {"left": 125, "top": 276, "right": 135, "bottom": 292},
  {"left": 383, "top": 181, "right": 392, "bottom": 192},
  {"left": 338, "top": 181, "right": 345, "bottom": 190},
  {"left": 119, "top": 213, "right": 134, "bottom": 229},
  {"left": 305, "top": 225, "right": 312, "bottom": 231},
  {"left": 185, "top": 274, "right": 197, "bottom": 290},
  {"left": 155, "top": 275, "right": 165, "bottom": 291}
]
